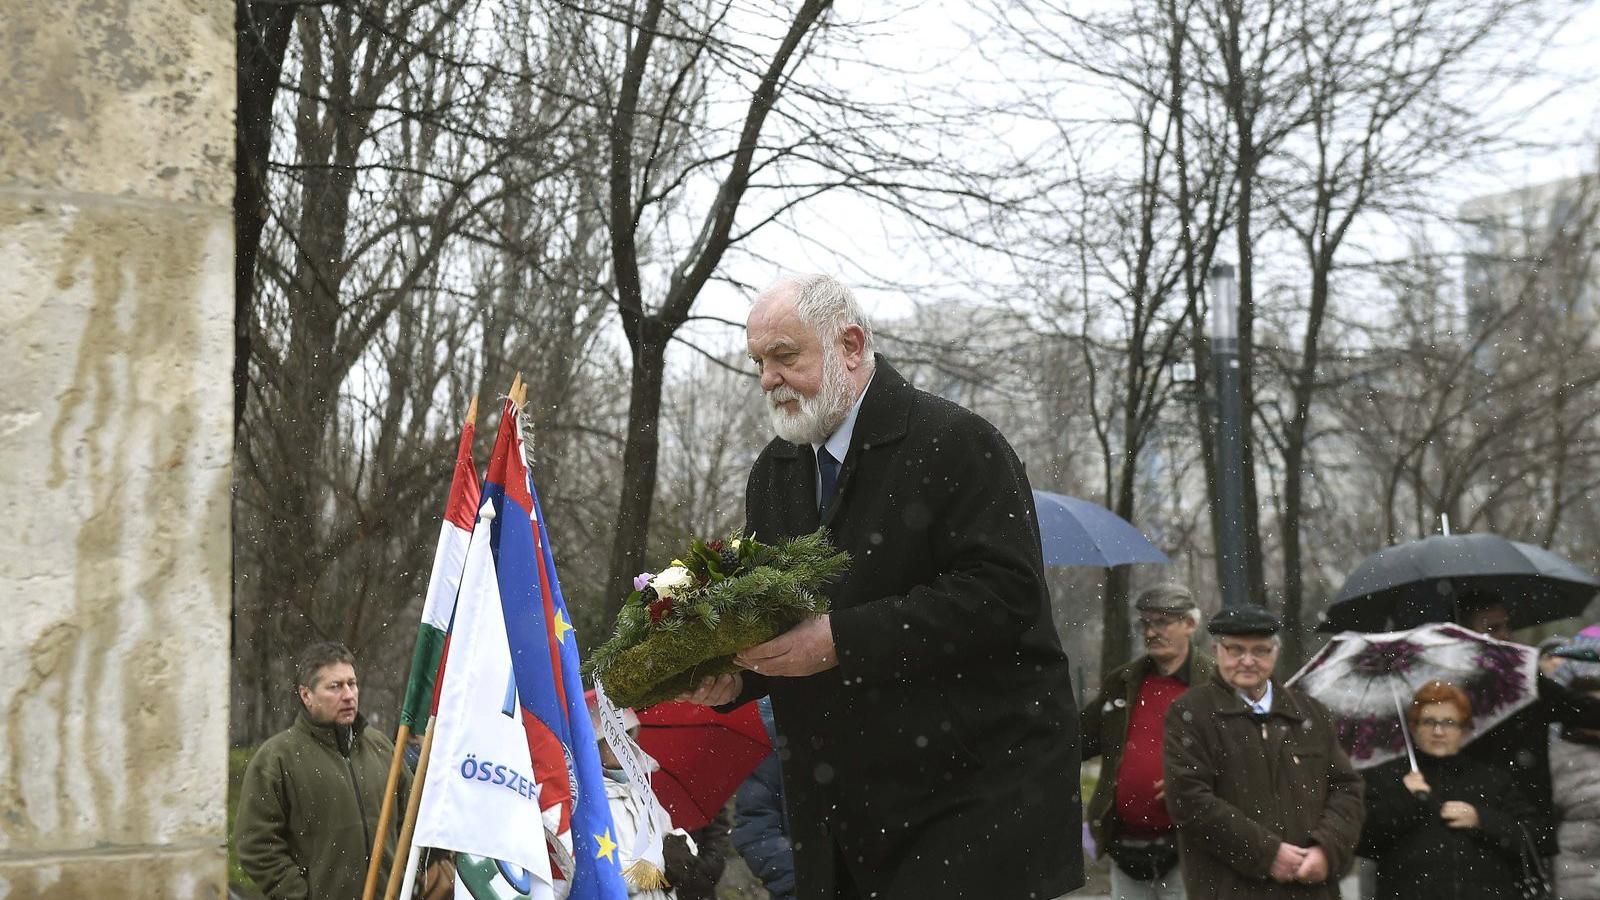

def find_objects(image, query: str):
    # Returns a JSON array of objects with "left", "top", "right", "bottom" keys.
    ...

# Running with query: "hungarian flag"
[
  {"left": 399, "top": 403, "right": 481, "bottom": 734},
  {"left": 415, "top": 397, "right": 628, "bottom": 900}
]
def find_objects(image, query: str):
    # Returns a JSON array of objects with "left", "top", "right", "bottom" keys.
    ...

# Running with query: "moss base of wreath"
[
  {"left": 597, "top": 615, "right": 802, "bottom": 709},
  {"left": 588, "top": 529, "right": 848, "bottom": 708}
]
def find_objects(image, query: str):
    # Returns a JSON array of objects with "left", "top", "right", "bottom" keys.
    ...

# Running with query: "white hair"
[
  {"left": 771, "top": 274, "right": 875, "bottom": 360},
  {"left": 755, "top": 274, "right": 876, "bottom": 444}
]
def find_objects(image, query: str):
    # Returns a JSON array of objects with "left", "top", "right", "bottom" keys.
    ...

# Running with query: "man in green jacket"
[
  {"left": 1081, "top": 583, "right": 1214, "bottom": 899},
  {"left": 235, "top": 641, "right": 407, "bottom": 900}
]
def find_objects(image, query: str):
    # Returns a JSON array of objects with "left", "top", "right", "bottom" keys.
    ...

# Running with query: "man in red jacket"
[{"left": 1081, "top": 584, "right": 1214, "bottom": 899}]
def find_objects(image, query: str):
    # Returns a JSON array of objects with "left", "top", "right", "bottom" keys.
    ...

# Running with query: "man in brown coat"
[{"left": 1163, "top": 607, "right": 1364, "bottom": 899}]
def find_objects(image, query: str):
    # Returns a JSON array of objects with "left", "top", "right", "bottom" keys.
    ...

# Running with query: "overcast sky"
[{"left": 670, "top": 0, "right": 1600, "bottom": 367}]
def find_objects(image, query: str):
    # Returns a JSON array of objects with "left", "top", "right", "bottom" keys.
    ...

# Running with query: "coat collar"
[
  {"left": 757, "top": 356, "right": 914, "bottom": 531},
  {"left": 764, "top": 355, "right": 912, "bottom": 459},
  {"left": 1206, "top": 670, "right": 1306, "bottom": 723},
  {"left": 294, "top": 709, "right": 367, "bottom": 756}
]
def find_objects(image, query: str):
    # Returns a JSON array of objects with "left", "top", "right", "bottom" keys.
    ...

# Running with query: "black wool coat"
[
  {"left": 734, "top": 358, "right": 1084, "bottom": 900},
  {"left": 1461, "top": 673, "right": 1600, "bottom": 855},
  {"left": 1358, "top": 753, "right": 1536, "bottom": 900}
]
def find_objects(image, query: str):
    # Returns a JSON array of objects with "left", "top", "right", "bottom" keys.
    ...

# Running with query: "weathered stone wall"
[{"left": 0, "top": 0, "right": 234, "bottom": 897}]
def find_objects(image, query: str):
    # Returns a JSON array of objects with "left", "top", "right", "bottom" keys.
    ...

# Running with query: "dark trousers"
[{"left": 833, "top": 840, "right": 863, "bottom": 900}]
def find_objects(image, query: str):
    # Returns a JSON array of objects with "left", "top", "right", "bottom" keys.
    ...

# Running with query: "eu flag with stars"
[{"left": 485, "top": 398, "right": 628, "bottom": 900}]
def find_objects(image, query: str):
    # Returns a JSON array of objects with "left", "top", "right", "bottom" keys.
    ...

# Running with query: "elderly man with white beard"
[{"left": 681, "top": 275, "right": 1084, "bottom": 900}]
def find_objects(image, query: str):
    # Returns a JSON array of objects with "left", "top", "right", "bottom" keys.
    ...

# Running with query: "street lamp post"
[{"left": 1209, "top": 264, "right": 1251, "bottom": 609}]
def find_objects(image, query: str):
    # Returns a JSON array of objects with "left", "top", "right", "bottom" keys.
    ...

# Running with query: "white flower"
[{"left": 650, "top": 566, "right": 694, "bottom": 600}]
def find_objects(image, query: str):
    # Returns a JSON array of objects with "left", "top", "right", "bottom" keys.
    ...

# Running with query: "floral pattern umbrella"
[{"left": 1287, "top": 622, "right": 1538, "bottom": 770}]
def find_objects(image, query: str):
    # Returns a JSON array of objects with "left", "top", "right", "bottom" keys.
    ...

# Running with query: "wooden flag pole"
[
  {"left": 385, "top": 380, "right": 527, "bottom": 900},
  {"left": 383, "top": 723, "right": 438, "bottom": 900},
  {"left": 363, "top": 393, "right": 481, "bottom": 900},
  {"left": 394, "top": 838, "right": 427, "bottom": 900},
  {"left": 361, "top": 723, "right": 412, "bottom": 900},
  {"left": 369, "top": 393, "right": 480, "bottom": 900}
]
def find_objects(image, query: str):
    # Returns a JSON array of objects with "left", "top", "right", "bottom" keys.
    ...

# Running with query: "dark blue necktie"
[{"left": 817, "top": 447, "right": 841, "bottom": 516}]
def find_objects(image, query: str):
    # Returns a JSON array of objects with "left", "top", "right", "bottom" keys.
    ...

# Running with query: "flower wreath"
[{"left": 585, "top": 528, "right": 850, "bottom": 709}]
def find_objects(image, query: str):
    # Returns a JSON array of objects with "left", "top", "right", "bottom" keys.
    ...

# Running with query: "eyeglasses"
[
  {"left": 1138, "top": 614, "right": 1183, "bottom": 631},
  {"left": 1218, "top": 642, "right": 1278, "bottom": 661},
  {"left": 1417, "top": 718, "right": 1465, "bottom": 732}
]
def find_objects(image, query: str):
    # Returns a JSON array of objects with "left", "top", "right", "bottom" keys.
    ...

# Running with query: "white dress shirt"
[{"left": 1239, "top": 680, "right": 1274, "bottom": 715}]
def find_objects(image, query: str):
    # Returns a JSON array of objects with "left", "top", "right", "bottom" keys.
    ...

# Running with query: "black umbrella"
[{"left": 1320, "top": 533, "right": 1600, "bottom": 633}]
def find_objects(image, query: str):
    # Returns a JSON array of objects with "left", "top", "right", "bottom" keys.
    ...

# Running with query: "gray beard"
[{"left": 766, "top": 349, "right": 856, "bottom": 445}]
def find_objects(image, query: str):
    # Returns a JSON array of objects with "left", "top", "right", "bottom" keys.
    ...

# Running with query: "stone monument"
[{"left": 0, "top": 1, "right": 234, "bottom": 896}]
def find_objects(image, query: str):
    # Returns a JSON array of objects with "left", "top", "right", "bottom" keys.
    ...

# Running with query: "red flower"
[
  {"left": 707, "top": 539, "right": 726, "bottom": 552},
  {"left": 648, "top": 595, "right": 675, "bottom": 624}
]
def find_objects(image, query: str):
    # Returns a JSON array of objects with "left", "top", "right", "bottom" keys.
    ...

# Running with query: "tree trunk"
[
  {"left": 1280, "top": 434, "right": 1308, "bottom": 667},
  {"left": 1280, "top": 236, "right": 1335, "bottom": 668},
  {"left": 1214, "top": 0, "right": 1268, "bottom": 609},
  {"left": 1167, "top": 0, "right": 1226, "bottom": 611},
  {"left": 231, "top": 0, "right": 294, "bottom": 746},
  {"left": 233, "top": 0, "right": 294, "bottom": 440},
  {"left": 1101, "top": 565, "right": 1133, "bottom": 680},
  {"left": 1100, "top": 438, "right": 1142, "bottom": 678},
  {"left": 606, "top": 328, "right": 669, "bottom": 618}
]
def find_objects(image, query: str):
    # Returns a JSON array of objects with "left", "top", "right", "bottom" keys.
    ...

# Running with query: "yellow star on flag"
[
  {"left": 595, "top": 829, "right": 618, "bottom": 863},
  {"left": 554, "top": 610, "right": 575, "bottom": 644}
]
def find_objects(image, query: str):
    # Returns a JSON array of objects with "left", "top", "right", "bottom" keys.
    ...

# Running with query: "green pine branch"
[{"left": 584, "top": 527, "right": 849, "bottom": 708}]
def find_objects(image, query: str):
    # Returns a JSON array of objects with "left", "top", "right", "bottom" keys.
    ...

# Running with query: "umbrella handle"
[{"left": 1389, "top": 680, "right": 1420, "bottom": 773}]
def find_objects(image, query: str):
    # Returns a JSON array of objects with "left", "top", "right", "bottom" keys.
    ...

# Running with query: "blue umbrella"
[{"left": 1030, "top": 490, "right": 1171, "bottom": 567}]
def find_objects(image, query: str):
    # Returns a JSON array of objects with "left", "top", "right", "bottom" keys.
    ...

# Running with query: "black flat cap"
[{"left": 1207, "top": 605, "right": 1282, "bottom": 636}]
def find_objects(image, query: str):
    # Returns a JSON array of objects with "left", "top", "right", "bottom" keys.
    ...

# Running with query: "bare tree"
[
  {"left": 989, "top": 0, "right": 1234, "bottom": 675},
  {"left": 232, "top": 0, "right": 610, "bottom": 739},
  {"left": 236, "top": 0, "right": 296, "bottom": 440},
  {"left": 1253, "top": 0, "right": 1553, "bottom": 661},
  {"left": 596, "top": 0, "right": 1003, "bottom": 616},
  {"left": 237, "top": 0, "right": 483, "bottom": 737},
  {"left": 1185, "top": 0, "right": 1316, "bottom": 607},
  {"left": 600, "top": 0, "right": 837, "bottom": 613},
  {"left": 1334, "top": 175, "right": 1600, "bottom": 566}
]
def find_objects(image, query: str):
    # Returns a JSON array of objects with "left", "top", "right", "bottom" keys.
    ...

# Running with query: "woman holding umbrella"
[
  {"left": 1358, "top": 680, "right": 1538, "bottom": 900},
  {"left": 1324, "top": 531, "right": 1600, "bottom": 858}
]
